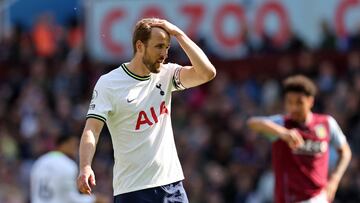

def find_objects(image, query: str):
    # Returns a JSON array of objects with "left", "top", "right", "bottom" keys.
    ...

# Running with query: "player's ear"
[{"left": 136, "top": 40, "right": 145, "bottom": 54}]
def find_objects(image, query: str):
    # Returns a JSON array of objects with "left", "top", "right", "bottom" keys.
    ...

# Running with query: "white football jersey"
[
  {"left": 30, "top": 151, "right": 95, "bottom": 203},
  {"left": 87, "top": 63, "right": 186, "bottom": 195}
]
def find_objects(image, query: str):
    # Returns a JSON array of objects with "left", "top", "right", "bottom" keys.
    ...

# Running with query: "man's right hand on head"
[
  {"left": 77, "top": 166, "right": 96, "bottom": 195},
  {"left": 148, "top": 19, "right": 184, "bottom": 37}
]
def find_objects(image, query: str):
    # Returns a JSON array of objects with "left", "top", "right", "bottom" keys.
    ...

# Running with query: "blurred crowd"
[{"left": 0, "top": 15, "right": 360, "bottom": 203}]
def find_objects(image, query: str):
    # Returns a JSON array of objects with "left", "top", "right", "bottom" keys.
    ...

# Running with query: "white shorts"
[{"left": 297, "top": 191, "right": 328, "bottom": 203}]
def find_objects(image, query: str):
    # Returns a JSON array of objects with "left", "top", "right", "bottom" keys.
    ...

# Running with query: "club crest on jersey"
[
  {"left": 156, "top": 83, "right": 165, "bottom": 96},
  {"left": 314, "top": 124, "right": 326, "bottom": 139}
]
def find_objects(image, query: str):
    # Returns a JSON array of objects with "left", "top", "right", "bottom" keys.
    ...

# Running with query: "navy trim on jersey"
[
  {"left": 122, "top": 64, "right": 151, "bottom": 81},
  {"left": 86, "top": 114, "right": 106, "bottom": 123}
]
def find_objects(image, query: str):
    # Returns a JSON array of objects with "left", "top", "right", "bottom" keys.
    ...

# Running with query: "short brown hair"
[
  {"left": 132, "top": 18, "right": 162, "bottom": 55},
  {"left": 283, "top": 75, "right": 317, "bottom": 96}
]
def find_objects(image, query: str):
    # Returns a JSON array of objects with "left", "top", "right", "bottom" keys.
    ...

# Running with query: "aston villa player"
[{"left": 248, "top": 75, "right": 351, "bottom": 203}]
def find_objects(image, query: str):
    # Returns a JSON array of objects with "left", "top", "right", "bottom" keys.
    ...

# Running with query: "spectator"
[
  {"left": 320, "top": 20, "right": 337, "bottom": 50},
  {"left": 32, "top": 14, "right": 59, "bottom": 57}
]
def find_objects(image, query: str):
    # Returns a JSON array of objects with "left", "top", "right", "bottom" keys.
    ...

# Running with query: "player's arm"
[
  {"left": 64, "top": 166, "right": 108, "bottom": 203},
  {"left": 326, "top": 143, "right": 351, "bottom": 201},
  {"left": 77, "top": 118, "right": 104, "bottom": 195},
  {"left": 150, "top": 20, "right": 216, "bottom": 88},
  {"left": 247, "top": 117, "right": 304, "bottom": 149},
  {"left": 331, "top": 143, "right": 352, "bottom": 181},
  {"left": 326, "top": 116, "right": 352, "bottom": 201}
]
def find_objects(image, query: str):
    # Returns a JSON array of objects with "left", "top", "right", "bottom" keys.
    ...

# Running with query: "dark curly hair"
[{"left": 283, "top": 75, "right": 317, "bottom": 96}]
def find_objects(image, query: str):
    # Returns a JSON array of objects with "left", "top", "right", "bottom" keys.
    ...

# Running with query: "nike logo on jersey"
[
  {"left": 127, "top": 98, "right": 136, "bottom": 103},
  {"left": 156, "top": 83, "right": 165, "bottom": 96}
]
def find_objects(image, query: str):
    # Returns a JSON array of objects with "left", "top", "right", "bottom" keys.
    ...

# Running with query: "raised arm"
[
  {"left": 247, "top": 117, "right": 304, "bottom": 149},
  {"left": 77, "top": 118, "right": 104, "bottom": 195},
  {"left": 150, "top": 20, "right": 216, "bottom": 88}
]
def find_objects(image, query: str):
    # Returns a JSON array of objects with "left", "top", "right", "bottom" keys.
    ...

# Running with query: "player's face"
[
  {"left": 142, "top": 27, "right": 170, "bottom": 73},
  {"left": 284, "top": 92, "right": 314, "bottom": 122}
]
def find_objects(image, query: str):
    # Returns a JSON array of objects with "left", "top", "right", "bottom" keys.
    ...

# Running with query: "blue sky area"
[{"left": 9, "top": 0, "right": 81, "bottom": 30}]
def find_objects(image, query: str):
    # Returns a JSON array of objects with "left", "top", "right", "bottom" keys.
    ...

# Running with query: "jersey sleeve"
[
  {"left": 266, "top": 114, "right": 285, "bottom": 126},
  {"left": 328, "top": 116, "right": 347, "bottom": 148},
  {"left": 166, "top": 63, "right": 186, "bottom": 92},
  {"left": 86, "top": 77, "right": 113, "bottom": 123},
  {"left": 254, "top": 114, "right": 284, "bottom": 142}
]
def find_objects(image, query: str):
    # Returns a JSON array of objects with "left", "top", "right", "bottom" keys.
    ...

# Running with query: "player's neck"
[
  {"left": 305, "top": 112, "right": 313, "bottom": 124},
  {"left": 294, "top": 112, "right": 313, "bottom": 124},
  {"left": 127, "top": 58, "right": 151, "bottom": 77}
]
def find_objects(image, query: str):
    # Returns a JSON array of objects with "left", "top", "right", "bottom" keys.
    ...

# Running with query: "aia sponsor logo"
[{"left": 135, "top": 101, "right": 168, "bottom": 130}]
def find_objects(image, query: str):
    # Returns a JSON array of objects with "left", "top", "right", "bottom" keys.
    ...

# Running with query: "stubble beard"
[{"left": 143, "top": 50, "right": 160, "bottom": 74}]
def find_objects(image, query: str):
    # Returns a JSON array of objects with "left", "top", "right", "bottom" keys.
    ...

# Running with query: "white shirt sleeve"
[
  {"left": 87, "top": 77, "right": 113, "bottom": 123},
  {"left": 328, "top": 116, "right": 347, "bottom": 148}
]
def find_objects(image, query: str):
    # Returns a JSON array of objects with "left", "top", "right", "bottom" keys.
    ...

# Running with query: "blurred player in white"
[
  {"left": 31, "top": 135, "right": 106, "bottom": 203},
  {"left": 77, "top": 18, "right": 216, "bottom": 202}
]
